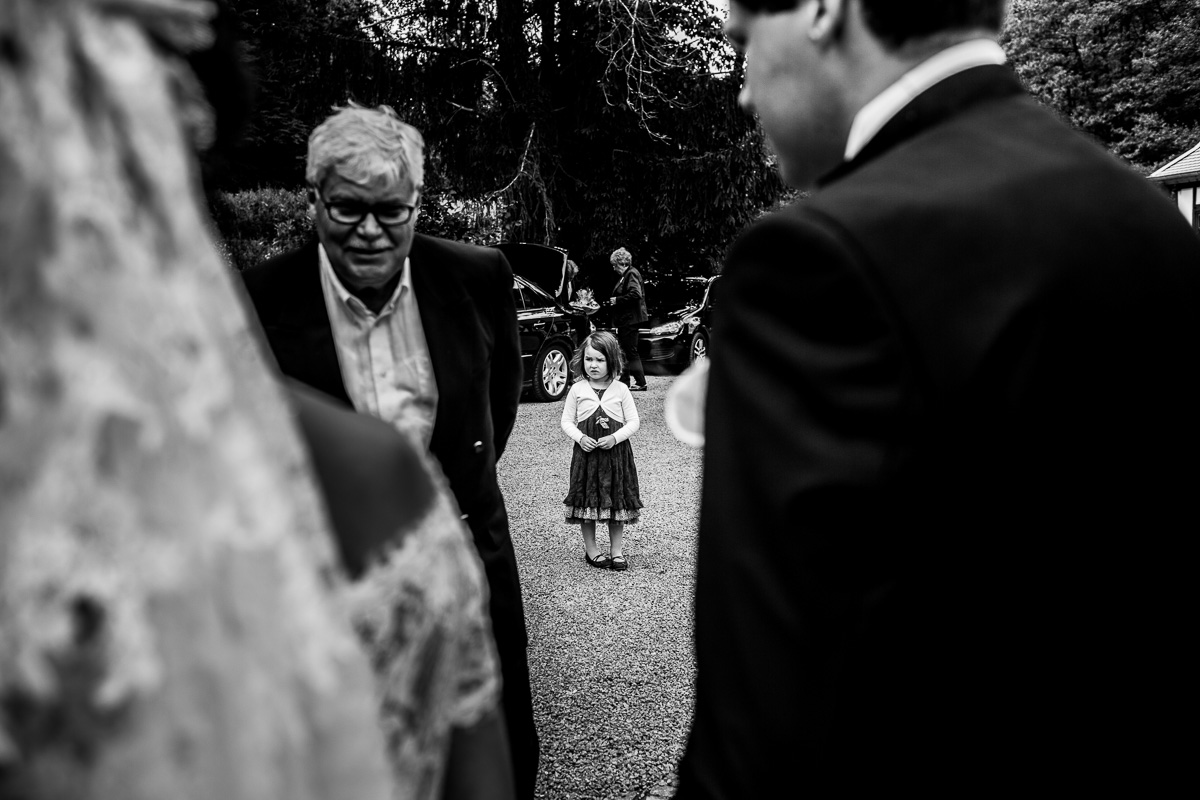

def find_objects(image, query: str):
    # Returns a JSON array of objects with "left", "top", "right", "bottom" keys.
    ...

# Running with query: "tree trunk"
[{"left": 0, "top": 1, "right": 392, "bottom": 798}]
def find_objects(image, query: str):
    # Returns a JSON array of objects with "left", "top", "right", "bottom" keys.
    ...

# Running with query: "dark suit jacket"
[
  {"left": 242, "top": 234, "right": 521, "bottom": 512},
  {"left": 679, "top": 66, "right": 1200, "bottom": 797},
  {"left": 610, "top": 266, "right": 649, "bottom": 326},
  {"left": 242, "top": 234, "right": 538, "bottom": 795}
]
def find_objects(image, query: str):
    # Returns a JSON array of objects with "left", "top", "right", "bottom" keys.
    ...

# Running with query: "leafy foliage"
[
  {"left": 1003, "top": 0, "right": 1200, "bottom": 172},
  {"left": 209, "top": 185, "right": 507, "bottom": 271},
  {"left": 225, "top": 0, "right": 407, "bottom": 186},
  {"left": 220, "top": 0, "right": 784, "bottom": 278},
  {"left": 208, "top": 187, "right": 310, "bottom": 270}
]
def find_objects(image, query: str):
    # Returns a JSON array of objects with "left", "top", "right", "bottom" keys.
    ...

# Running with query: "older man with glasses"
[{"left": 241, "top": 103, "right": 538, "bottom": 799}]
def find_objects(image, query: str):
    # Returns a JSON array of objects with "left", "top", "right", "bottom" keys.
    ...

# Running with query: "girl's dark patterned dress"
[{"left": 563, "top": 388, "right": 642, "bottom": 523}]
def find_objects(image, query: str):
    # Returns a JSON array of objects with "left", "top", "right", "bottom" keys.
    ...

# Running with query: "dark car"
[
  {"left": 495, "top": 244, "right": 591, "bottom": 402},
  {"left": 494, "top": 242, "right": 574, "bottom": 304},
  {"left": 637, "top": 275, "right": 719, "bottom": 370}
]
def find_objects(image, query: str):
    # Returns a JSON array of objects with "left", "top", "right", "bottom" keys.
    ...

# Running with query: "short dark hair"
[
  {"left": 732, "top": 0, "right": 1006, "bottom": 49},
  {"left": 571, "top": 331, "right": 625, "bottom": 383},
  {"left": 859, "top": 0, "right": 1005, "bottom": 48}
]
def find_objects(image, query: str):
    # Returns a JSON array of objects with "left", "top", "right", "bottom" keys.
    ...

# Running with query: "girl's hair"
[{"left": 571, "top": 331, "right": 625, "bottom": 383}]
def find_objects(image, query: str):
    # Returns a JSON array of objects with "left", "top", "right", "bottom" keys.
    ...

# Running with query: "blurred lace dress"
[{"left": 340, "top": 465, "right": 501, "bottom": 800}]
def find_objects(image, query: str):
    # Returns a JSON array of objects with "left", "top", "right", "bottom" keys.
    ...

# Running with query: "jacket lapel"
[
  {"left": 270, "top": 241, "right": 352, "bottom": 406},
  {"left": 409, "top": 234, "right": 474, "bottom": 415},
  {"left": 819, "top": 64, "right": 1025, "bottom": 187}
]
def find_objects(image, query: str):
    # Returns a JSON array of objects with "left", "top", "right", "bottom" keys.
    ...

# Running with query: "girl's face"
[{"left": 583, "top": 345, "right": 609, "bottom": 380}]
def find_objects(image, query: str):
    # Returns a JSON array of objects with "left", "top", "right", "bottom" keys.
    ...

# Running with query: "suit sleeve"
[
  {"left": 710, "top": 210, "right": 911, "bottom": 551},
  {"left": 626, "top": 269, "right": 644, "bottom": 302},
  {"left": 489, "top": 249, "right": 522, "bottom": 461}
]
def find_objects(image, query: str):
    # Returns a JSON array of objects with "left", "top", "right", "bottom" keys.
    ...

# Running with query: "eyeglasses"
[{"left": 317, "top": 193, "right": 420, "bottom": 227}]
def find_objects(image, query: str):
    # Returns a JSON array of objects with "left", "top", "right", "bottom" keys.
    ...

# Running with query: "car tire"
[
  {"left": 532, "top": 342, "right": 572, "bottom": 402},
  {"left": 688, "top": 330, "right": 709, "bottom": 366}
]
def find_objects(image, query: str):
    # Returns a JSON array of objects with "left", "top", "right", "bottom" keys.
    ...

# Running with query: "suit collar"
[
  {"left": 613, "top": 266, "right": 638, "bottom": 291},
  {"left": 299, "top": 235, "right": 444, "bottom": 317},
  {"left": 818, "top": 64, "right": 1025, "bottom": 188},
  {"left": 406, "top": 233, "right": 474, "bottom": 408},
  {"left": 844, "top": 39, "right": 1006, "bottom": 162},
  {"left": 287, "top": 232, "right": 477, "bottom": 414}
]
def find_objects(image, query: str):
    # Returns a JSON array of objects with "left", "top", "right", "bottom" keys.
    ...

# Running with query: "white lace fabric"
[{"left": 340, "top": 476, "right": 501, "bottom": 800}]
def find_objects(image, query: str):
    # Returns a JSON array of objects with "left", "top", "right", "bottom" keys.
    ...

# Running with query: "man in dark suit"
[
  {"left": 677, "top": 1, "right": 1200, "bottom": 796},
  {"left": 241, "top": 105, "right": 538, "bottom": 798},
  {"left": 608, "top": 247, "right": 649, "bottom": 390}
]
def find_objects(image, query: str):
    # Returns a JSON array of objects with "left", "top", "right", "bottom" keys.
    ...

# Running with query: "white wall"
[{"left": 1175, "top": 185, "right": 1195, "bottom": 221}]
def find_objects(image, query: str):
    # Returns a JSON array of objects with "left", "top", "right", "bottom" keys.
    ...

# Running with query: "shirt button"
[{"left": 473, "top": 440, "right": 484, "bottom": 454}]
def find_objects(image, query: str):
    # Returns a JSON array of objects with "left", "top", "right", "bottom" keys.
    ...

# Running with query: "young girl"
[{"left": 561, "top": 331, "right": 643, "bottom": 571}]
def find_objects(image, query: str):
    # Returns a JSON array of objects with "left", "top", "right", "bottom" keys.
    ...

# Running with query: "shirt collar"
[
  {"left": 844, "top": 39, "right": 1006, "bottom": 162},
  {"left": 318, "top": 243, "right": 411, "bottom": 318}
]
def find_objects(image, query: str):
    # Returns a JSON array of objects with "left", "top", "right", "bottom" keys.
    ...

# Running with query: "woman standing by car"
[{"left": 609, "top": 247, "right": 649, "bottom": 391}]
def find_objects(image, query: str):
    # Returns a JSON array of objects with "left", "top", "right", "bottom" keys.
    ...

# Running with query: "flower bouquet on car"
[{"left": 570, "top": 287, "right": 601, "bottom": 315}]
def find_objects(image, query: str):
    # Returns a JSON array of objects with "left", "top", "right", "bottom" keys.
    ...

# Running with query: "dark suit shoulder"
[
  {"left": 802, "top": 91, "right": 1200, "bottom": 368},
  {"left": 813, "top": 91, "right": 1188, "bottom": 258},
  {"left": 240, "top": 241, "right": 320, "bottom": 322},
  {"left": 726, "top": 207, "right": 895, "bottom": 348},
  {"left": 409, "top": 234, "right": 515, "bottom": 320},
  {"left": 411, "top": 233, "right": 511, "bottom": 278}
]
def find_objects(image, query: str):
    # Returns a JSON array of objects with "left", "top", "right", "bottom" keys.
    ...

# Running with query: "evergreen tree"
[{"left": 1003, "top": 0, "right": 1200, "bottom": 172}]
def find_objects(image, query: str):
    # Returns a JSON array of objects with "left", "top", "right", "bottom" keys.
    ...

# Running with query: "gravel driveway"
[{"left": 498, "top": 375, "right": 701, "bottom": 800}]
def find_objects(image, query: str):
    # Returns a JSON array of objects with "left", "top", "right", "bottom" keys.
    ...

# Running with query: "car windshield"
[
  {"left": 649, "top": 278, "right": 708, "bottom": 315},
  {"left": 520, "top": 276, "right": 556, "bottom": 306}
]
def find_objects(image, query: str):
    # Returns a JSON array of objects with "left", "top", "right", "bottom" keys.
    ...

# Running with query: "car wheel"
[
  {"left": 532, "top": 342, "right": 571, "bottom": 402},
  {"left": 689, "top": 330, "right": 709, "bottom": 365}
]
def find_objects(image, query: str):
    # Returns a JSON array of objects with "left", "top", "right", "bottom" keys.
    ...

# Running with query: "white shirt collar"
[
  {"left": 317, "top": 243, "right": 411, "bottom": 318},
  {"left": 844, "top": 39, "right": 1006, "bottom": 162}
]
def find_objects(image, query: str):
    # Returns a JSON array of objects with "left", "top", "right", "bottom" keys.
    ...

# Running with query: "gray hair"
[
  {"left": 610, "top": 247, "right": 632, "bottom": 266},
  {"left": 305, "top": 103, "right": 425, "bottom": 192}
]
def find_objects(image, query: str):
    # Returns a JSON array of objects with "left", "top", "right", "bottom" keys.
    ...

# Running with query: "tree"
[
  {"left": 0, "top": 1, "right": 392, "bottom": 796},
  {"left": 220, "top": 0, "right": 785, "bottom": 277},
  {"left": 1003, "top": 0, "right": 1200, "bottom": 171},
  {"left": 225, "top": 0, "right": 406, "bottom": 186}
]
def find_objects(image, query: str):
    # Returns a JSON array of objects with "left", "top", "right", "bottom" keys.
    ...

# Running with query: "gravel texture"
[{"left": 498, "top": 375, "right": 700, "bottom": 800}]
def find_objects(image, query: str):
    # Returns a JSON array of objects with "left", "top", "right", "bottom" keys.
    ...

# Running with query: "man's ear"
[
  {"left": 306, "top": 187, "right": 318, "bottom": 221},
  {"left": 809, "top": 0, "right": 847, "bottom": 43}
]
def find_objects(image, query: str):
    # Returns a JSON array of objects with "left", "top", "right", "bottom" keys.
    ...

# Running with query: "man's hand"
[
  {"left": 579, "top": 436, "right": 598, "bottom": 452},
  {"left": 596, "top": 435, "right": 616, "bottom": 450}
]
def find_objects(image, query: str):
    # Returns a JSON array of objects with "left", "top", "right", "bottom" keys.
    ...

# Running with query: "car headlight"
[{"left": 648, "top": 320, "right": 684, "bottom": 336}]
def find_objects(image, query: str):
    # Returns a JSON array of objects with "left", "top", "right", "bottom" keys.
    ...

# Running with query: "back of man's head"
[{"left": 733, "top": 0, "right": 1007, "bottom": 50}]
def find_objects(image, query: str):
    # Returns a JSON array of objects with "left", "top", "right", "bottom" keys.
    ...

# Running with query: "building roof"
[{"left": 1148, "top": 139, "right": 1200, "bottom": 185}]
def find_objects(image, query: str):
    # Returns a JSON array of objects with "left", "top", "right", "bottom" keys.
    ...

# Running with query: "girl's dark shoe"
[
  {"left": 610, "top": 554, "right": 629, "bottom": 571},
  {"left": 585, "top": 552, "right": 612, "bottom": 569}
]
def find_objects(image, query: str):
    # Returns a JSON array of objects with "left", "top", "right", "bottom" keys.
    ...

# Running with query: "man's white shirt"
[
  {"left": 844, "top": 38, "right": 1006, "bottom": 161},
  {"left": 318, "top": 243, "right": 439, "bottom": 449}
]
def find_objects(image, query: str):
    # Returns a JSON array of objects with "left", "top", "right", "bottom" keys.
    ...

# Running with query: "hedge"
[{"left": 209, "top": 187, "right": 507, "bottom": 273}]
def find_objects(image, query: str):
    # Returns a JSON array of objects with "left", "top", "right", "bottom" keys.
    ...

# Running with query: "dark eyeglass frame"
[{"left": 315, "top": 191, "right": 421, "bottom": 227}]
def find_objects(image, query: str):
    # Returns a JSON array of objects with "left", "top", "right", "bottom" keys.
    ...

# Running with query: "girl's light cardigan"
[{"left": 560, "top": 380, "right": 640, "bottom": 444}]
